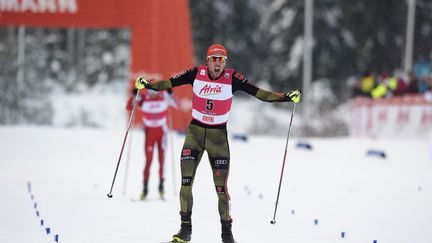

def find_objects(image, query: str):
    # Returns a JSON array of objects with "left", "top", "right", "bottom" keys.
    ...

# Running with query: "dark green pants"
[{"left": 179, "top": 123, "right": 232, "bottom": 222}]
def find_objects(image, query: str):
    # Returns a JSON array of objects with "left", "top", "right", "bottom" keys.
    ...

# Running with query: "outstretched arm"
[
  {"left": 135, "top": 67, "right": 198, "bottom": 91},
  {"left": 149, "top": 79, "right": 173, "bottom": 91},
  {"left": 232, "top": 72, "right": 301, "bottom": 103},
  {"left": 255, "top": 89, "right": 286, "bottom": 102},
  {"left": 135, "top": 78, "right": 172, "bottom": 91}
]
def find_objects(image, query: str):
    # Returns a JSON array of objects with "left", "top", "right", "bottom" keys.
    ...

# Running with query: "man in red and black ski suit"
[
  {"left": 135, "top": 43, "right": 301, "bottom": 243},
  {"left": 126, "top": 88, "right": 177, "bottom": 200}
]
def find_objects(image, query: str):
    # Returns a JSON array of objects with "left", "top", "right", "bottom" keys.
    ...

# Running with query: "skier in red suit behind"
[{"left": 126, "top": 88, "right": 178, "bottom": 200}]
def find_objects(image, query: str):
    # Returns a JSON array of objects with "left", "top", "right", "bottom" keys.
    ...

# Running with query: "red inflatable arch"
[{"left": 0, "top": 0, "right": 194, "bottom": 130}]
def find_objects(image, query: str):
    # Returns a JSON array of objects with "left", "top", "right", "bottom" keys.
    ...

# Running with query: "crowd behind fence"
[{"left": 351, "top": 58, "right": 432, "bottom": 101}]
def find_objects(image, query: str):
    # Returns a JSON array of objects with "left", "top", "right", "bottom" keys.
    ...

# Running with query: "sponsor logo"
[
  {"left": 182, "top": 149, "right": 191, "bottom": 156},
  {"left": 199, "top": 84, "right": 222, "bottom": 96},
  {"left": 212, "top": 47, "right": 225, "bottom": 53},
  {"left": 200, "top": 69, "right": 206, "bottom": 76},
  {"left": 211, "top": 158, "right": 229, "bottom": 169},
  {"left": 181, "top": 155, "right": 196, "bottom": 161},
  {"left": 378, "top": 110, "right": 387, "bottom": 123},
  {"left": 215, "top": 186, "right": 225, "bottom": 194},
  {"left": 215, "top": 159, "right": 228, "bottom": 165},
  {"left": 180, "top": 156, "right": 195, "bottom": 160},
  {"left": 171, "top": 69, "right": 190, "bottom": 79},
  {"left": 421, "top": 111, "right": 432, "bottom": 125},
  {"left": 202, "top": 115, "right": 214, "bottom": 123},
  {"left": 224, "top": 73, "right": 229, "bottom": 78},
  {"left": 234, "top": 72, "right": 245, "bottom": 81},
  {"left": 397, "top": 110, "right": 409, "bottom": 125},
  {"left": 149, "top": 103, "right": 161, "bottom": 109},
  {"left": 182, "top": 177, "right": 192, "bottom": 186},
  {"left": 0, "top": 0, "right": 78, "bottom": 13},
  {"left": 181, "top": 149, "right": 196, "bottom": 161}
]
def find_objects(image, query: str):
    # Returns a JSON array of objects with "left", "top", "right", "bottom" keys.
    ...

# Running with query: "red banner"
[{"left": 0, "top": 0, "right": 194, "bottom": 130}]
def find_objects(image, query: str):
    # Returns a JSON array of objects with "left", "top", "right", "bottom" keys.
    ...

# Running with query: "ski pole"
[
  {"left": 121, "top": 126, "right": 133, "bottom": 195},
  {"left": 107, "top": 89, "right": 141, "bottom": 198},
  {"left": 270, "top": 103, "right": 296, "bottom": 225}
]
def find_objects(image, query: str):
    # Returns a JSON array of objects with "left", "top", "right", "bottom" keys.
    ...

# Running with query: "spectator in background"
[
  {"left": 371, "top": 71, "right": 389, "bottom": 99},
  {"left": 386, "top": 74, "right": 398, "bottom": 96},
  {"left": 414, "top": 55, "right": 431, "bottom": 94},
  {"left": 413, "top": 55, "right": 431, "bottom": 80},
  {"left": 406, "top": 72, "right": 419, "bottom": 94},
  {"left": 352, "top": 60, "right": 432, "bottom": 99},
  {"left": 418, "top": 75, "right": 430, "bottom": 94},
  {"left": 359, "top": 70, "right": 376, "bottom": 97},
  {"left": 424, "top": 75, "right": 432, "bottom": 101},
  {"left": 351, "top": 76, "right": 364, "bottom": 97},
  {"left": 393, "top": 69, "right": 408, "bottom": 96}
]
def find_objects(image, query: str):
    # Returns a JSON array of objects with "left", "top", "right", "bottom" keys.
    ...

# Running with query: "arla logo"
[
  {"left": 0, "top": 0, "right": 78, "bottom": 13},
  {"left": 199, "top": 84, "right": 222, "bottom": 96}
]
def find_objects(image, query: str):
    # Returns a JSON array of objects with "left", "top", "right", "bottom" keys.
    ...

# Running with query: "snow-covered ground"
[
  {"left": 1, "top": 90, "right": 431, "bottom": 243},
  {"left": 1, "top": 124, "right": 431, "bottom": 243}
]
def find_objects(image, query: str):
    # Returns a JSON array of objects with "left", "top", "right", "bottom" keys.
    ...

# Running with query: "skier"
[
  {"left": 134, "top": 43, "right": 301, "bottom": 243},
  {"left": 126, "top": 88, "right": 178, "bottom": 200}
]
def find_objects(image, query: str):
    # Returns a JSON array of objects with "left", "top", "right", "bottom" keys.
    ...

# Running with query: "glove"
[
  {"left": 135, "top": 76, "right": 150, "bottom": 90},
  {"left": 285, "top": 89, "right": 302, "bottom": 103}
]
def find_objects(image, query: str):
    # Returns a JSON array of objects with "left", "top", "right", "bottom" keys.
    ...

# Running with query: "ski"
[
  {"left": 161, "top": 241, "right": 190, "bottom": 243},
  {"left": 160, "top": 241, "right": 189, "bottom": 243},
  {"left": 160, "top": 236, "right": 190, "bottom": 242}
]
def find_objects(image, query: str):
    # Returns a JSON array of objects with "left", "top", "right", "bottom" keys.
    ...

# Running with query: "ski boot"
[
  {"left": 171, "top": 211, "right": 192, "bottom": 242},
  {"left": 159, "top": 179, "right": 165, "bottom": 200},
  {"left": 221, "top": 219, "right": 237, "bottom": 243},
  {"left": 140, "top": 182, "right": 148, "bottom": 200}
]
